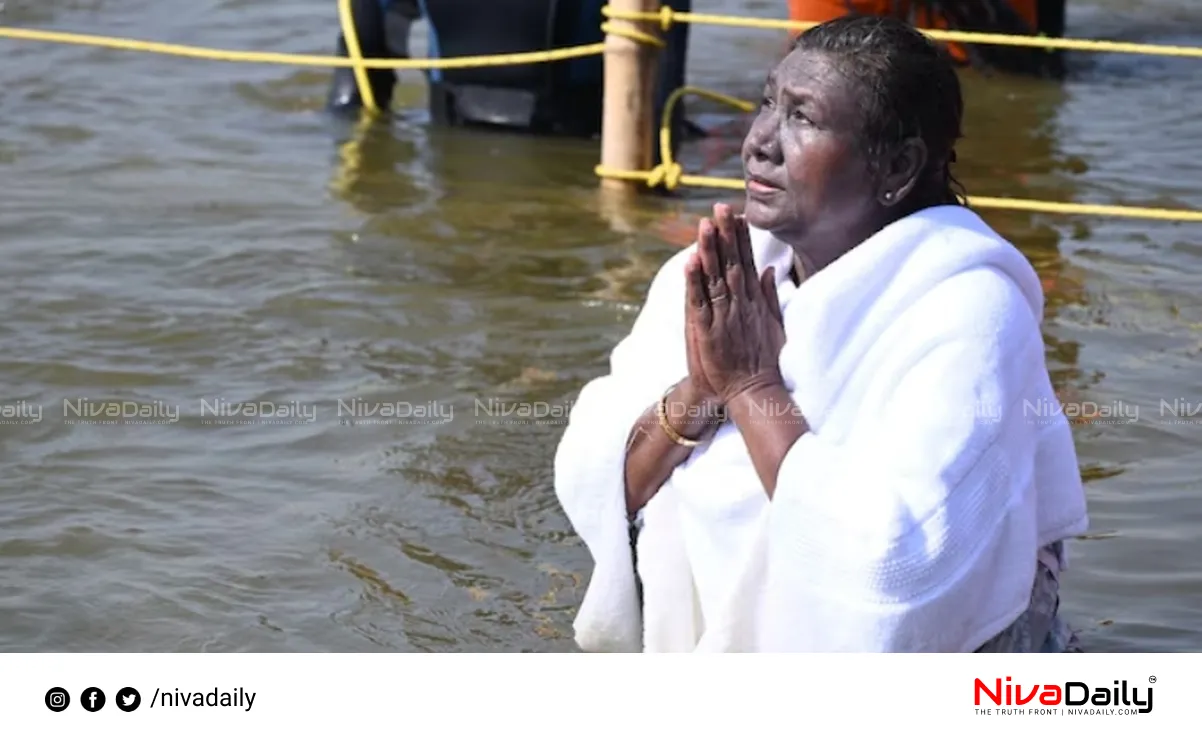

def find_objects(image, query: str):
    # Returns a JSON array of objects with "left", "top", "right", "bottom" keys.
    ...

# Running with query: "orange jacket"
[{"left": 786, "top": 0, "right": 1039, "bottom": 64}]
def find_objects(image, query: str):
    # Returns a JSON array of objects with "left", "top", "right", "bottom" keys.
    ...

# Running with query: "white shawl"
[{"left": 554, "top": 205, "right": 1090, "bottom": 652}]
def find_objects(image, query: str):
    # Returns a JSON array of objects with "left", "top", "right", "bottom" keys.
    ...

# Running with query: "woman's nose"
[{"left": 747, "top": 120, "right": 781, "bottom": 164}]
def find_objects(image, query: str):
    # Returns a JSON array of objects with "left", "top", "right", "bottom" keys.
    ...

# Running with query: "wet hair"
[{"left": 789, "top": 15, "right": 967, "bottom": 206}]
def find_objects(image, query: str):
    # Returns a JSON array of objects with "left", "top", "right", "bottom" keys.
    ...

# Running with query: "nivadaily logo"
[{"left": 974, "top": 677, "right": 1154, "bottom": 716}]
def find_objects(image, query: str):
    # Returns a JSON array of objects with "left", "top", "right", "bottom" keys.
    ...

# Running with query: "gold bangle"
[{"left": 655, "top": 385, "right": 703, "bottom": 448}]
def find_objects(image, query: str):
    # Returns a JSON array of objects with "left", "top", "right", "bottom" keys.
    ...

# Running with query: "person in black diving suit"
[
  {"left": 326, "top": 0, "right": 422, "bottom": 115},
  {"left": 325, "top": 0, "right": 699, "bottom": 168}
]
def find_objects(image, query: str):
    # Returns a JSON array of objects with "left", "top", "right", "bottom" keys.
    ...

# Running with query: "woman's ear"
[{"left": 877, "top": 137, "right": 928, "bottom": 207}]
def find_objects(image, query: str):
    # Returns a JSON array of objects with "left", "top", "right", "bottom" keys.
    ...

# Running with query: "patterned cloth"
[{"left": 975, "top": 541, "right": 1083, "bottom": 653}]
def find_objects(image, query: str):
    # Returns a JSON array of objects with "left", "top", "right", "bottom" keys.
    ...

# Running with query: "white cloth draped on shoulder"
[{"left": 553, "top": 205, "right": 1090, "bottom": 652}]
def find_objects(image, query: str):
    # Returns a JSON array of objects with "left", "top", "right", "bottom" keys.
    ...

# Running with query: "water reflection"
[
  {"left": 327, "top": 111, "right": 676, "bottom": 308},
  {"left": 328, "top": 114, "right": 423, "bottom": 215}
]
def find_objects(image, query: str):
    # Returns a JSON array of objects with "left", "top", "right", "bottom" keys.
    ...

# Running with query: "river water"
[{"left": 1, "top": 0, "right": 1199, "bottom": 652}]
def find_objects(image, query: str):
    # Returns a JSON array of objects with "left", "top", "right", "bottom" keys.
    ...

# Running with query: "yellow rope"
[
  {"left": 337, "top": 0, "right": 378, "bottom": 115},
  {"left": 593, "top": 165, "right": 1202, "bottom": 222},
  {"left": 641, "top": 86, "right": 756, "bottom": 190},
  {"left": 602, "top": 6, "right": 1202, "bottom": 59},
  {"left": 3, "top": 4, "right": 1199, "bottom": 66},
  {"left": 5, "top": 6, "right": 1200, "bottom": 64},
  {"left": 0, "top": 25, "right": 607, "bottom": 69},
  {"left": 4, "top": 5, "right": 1202, "bottom": 221},
  {"left": 599, "top": 22, "right": 665, "bottom": 49}
]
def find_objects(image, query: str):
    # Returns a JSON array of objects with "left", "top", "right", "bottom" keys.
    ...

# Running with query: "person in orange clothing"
[{"left": 786, "top": 0, "right": 1066, "bottom": 76}]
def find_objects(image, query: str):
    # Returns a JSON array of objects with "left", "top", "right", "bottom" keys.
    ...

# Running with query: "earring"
[{"left": 883, "top": 191, "right": 893, "bottom": 204}]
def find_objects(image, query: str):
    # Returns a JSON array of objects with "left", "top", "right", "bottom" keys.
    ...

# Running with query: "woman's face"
[{"left": 741, "top": 49, "right": 881, "bottom": 251}]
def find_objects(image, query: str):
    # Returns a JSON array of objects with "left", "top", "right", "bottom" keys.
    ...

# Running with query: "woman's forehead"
[
  {"left": 770, "top": 48, "right": 845, "bottom": 90},
  {"left": 768, "top": 49, "right": 861, "bottom": 121}
]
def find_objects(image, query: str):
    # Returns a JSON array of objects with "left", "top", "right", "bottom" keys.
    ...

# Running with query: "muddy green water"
[{"left": 1, "top": 0, "right": 1200, "bottom": 651}]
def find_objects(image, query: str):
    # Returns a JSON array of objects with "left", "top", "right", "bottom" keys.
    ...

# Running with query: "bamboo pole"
[{"left": 599, "top": 0, "right": 660, "bottom": 195}]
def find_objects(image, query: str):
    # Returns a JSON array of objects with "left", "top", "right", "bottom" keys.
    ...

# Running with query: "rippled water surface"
[{"left": 1, "top": 0, "right": 1200, "bottom": 652}]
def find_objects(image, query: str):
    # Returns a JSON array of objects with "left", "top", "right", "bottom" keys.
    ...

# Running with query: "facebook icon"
[{"left": 81, "top": 687, "right": 106, "bottom": 712}]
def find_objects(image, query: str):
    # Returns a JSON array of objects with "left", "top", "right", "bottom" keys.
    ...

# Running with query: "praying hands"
[
  {"left": 684, "top": 203, "right": 787, "bottom": 406},
  {"left": 618, "top": 204, "right": 807, "bottom": 517},
  {"left": 680, "top": 203, "right": 810, "bottom": 497}
]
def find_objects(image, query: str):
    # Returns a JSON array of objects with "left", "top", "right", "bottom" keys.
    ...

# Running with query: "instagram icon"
[{"left": 45, "top": 687, "right": 70, "bottom": 712}]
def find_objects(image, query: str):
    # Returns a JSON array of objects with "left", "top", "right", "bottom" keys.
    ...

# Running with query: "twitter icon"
[{"left": 116, "top": 687, "right": 141, "bottom": 712}]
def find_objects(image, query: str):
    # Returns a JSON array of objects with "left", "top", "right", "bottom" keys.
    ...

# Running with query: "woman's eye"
[
  {"left": 760, "top": 96, "right": 774, "bottom": 109},
  {"left": 790, "top": 108, "right": 811, "bottom": 123}
]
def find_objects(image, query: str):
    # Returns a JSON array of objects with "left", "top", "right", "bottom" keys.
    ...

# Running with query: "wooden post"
[{"left": 599, "top": 0, "right": 660, "bottom": 195}]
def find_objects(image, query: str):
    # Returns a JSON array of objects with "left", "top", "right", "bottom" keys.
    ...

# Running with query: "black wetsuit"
[{"left": 327, "top": 0, "right": 696, "bottom": 143}]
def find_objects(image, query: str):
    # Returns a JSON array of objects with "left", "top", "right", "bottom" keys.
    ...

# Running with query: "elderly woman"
[{"left": 554, "top": 16, "right": 1090, "bottom": 652}]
